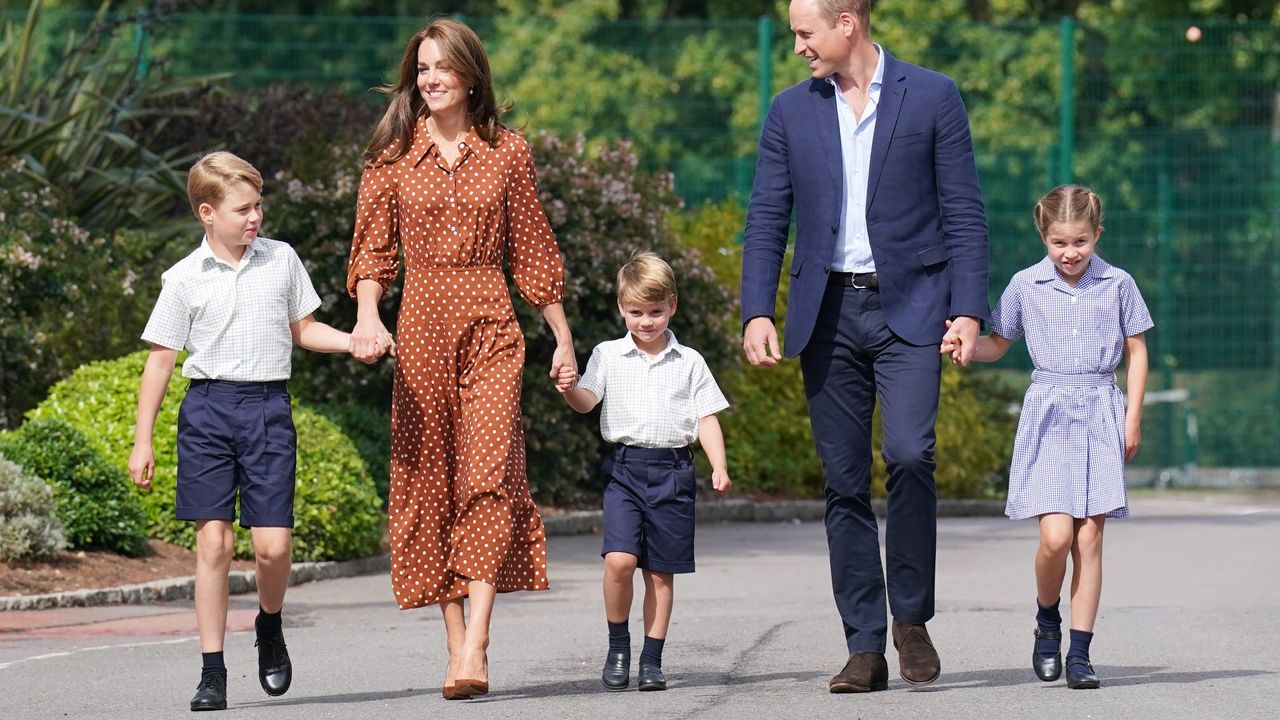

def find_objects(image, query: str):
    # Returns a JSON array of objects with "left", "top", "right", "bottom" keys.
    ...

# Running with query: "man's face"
[{"left": 789, "top": 0, "right": 855, "bottom": 79}]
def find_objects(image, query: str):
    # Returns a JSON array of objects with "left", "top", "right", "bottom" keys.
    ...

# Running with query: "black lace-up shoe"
[
  {"left": 190, "top": 671, "right": 227, "bottom": 711},
  {"left": 255, "top": 632, "right": 292, "bottom": 696}
]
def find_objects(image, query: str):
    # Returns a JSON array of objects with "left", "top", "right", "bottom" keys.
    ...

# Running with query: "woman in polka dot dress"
[{"left": 346, "top": 17, "right": 576, "bottom": 699}]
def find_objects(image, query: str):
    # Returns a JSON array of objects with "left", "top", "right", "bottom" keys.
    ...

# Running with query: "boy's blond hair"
[
  {"left": 187, "top": 151, "right": 263, "bottom": 217},
  {"left": 617, "top": 250, "right": 677, "bottom": 306}
]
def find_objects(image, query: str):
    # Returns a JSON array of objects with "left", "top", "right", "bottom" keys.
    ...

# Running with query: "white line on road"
[{"left": 0, "top": 636, "right": 197, "bottom": 671}]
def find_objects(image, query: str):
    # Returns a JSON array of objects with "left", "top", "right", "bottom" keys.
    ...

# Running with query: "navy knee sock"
[
  {"left": 640, "top": 636, "right": 665, "bottom": 668},
  {"left": 608, "top": 620, "right": 630, "bottom": 654},
  {"left": 256, "top": 605, "right": 283, "bottom": 639},
  {"left": 201, "top": 651, "right": 226, "bottom": 676},
  {"left": 1035, "top": 599, "right": 1062, "bottom": 657},
  {"left": 1067, "top": 629, "right": 1094, "bottom": 665}
]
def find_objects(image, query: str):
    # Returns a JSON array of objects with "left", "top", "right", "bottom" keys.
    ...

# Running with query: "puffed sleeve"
[
  {"left": 346, "top": 159, "right": 400, "bottom": 298},
  {"left": 505, "top": 134, "right": 564, "bottom": 308}
]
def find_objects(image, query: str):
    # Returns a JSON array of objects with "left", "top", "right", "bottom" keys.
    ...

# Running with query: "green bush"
[
  {"left": 28, "top": 350, "right": 384, "bottom": 561},
  {"left": 0, "top": 157, "right": 152, "bottom": 430},
  {"left": 0, "top": 454, "right": 67, "bottom": 562},
  {"left": 0, "top": 419, "right": 149, "bottom": 556},
  {"left": 308, "top": 402, "right": 391, "bottom": 506}
]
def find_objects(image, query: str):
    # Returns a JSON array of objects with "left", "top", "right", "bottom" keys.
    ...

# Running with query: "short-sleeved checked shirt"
[
  {"left": 576, "top": 330, "right": 729, "bottom": 448},
  {"left": 991, "top": 255, "right": 1153, "bottom": 520},
  {"left": 142, "top": 236, "right": 322, "bottom": 381}
]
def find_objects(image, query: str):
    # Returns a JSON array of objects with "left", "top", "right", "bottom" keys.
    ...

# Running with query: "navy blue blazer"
[{"left": 741, "top": 50, "right": 990, "bottom": 356}]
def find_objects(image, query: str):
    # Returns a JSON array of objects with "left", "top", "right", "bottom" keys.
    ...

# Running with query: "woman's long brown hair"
[{"left": 363, "top": 16, "right": 508, "bottom": 166}]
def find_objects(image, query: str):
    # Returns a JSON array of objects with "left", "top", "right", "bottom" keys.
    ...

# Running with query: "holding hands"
[
  {"left": 553, "top": 363, "right": 577, "bottom": 393},
  {"left": 939, "top": 316, "right": 981, "bottom": 366},
  {"left": 351, "top": 316, "right": 396, "bottom": 364}
]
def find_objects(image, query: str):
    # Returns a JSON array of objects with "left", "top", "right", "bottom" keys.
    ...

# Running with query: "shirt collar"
[
  {"left": 413, "top": 115, "right": 490, "bottom": 166},
  {"left": 616, "top": 329, "right": 682, "bottom": 360},
  {"left": 198, "top": 235, "right": 258, "bottom": 270},
  {"left": 826, "top": 43, "right": 885, "bottom": 98},
  {"left": 1029, "top": 254, "right": 1114, "bottom": 284}
]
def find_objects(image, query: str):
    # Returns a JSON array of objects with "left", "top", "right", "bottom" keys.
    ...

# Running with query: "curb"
[{"left": 0, "top": 499, "right": 1003, "bottom": 612}]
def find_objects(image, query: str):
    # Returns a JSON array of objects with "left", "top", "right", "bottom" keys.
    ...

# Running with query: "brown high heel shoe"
[
  {"left": 452, "top": 650, "right": 489, "bottom": 697},
  {"left": 442, "top": 657, "right": 461, "bottom": 700},
  {"left": 451, "top": 678, "right": 488, "bottom": 697}
]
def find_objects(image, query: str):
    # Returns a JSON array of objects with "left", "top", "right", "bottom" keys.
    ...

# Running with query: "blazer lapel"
[
  {"left": 810, "top": 79, "right": 843, "bottom": 205},
  {"left": 866, "top": 52, "right": 905, "bottom": 211}
]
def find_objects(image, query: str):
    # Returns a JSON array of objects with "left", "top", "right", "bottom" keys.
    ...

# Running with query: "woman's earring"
[{"left": 469, "top": 87, "right": 474, "bottom": 95}]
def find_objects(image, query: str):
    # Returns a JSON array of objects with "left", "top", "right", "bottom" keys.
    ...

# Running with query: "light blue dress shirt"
[{"left": 829, "top": 45, "right": 885, "bottom": 273}]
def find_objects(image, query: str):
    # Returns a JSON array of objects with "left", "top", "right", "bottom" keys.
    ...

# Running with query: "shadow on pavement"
[
  {"left": 916, "top": 665, "right": 1274, "bottom": 691},
  {"left": 488, "top": 670, "right": 830, "bottom": 699},
  {"left": 237, "top": 688, "right": 436, "bottom": 707}
]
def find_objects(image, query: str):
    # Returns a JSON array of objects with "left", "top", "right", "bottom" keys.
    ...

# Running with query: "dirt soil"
[{"left": 0, "top": 540, "right": 255, "bottom": 598}]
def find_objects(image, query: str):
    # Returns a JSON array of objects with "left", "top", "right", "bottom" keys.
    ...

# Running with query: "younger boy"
[
  {"left": 128, "top": 152, "right": 359, "bottom": 712},
  {"left": 556, "top": 250, "right": 732, "bottom": 692}
]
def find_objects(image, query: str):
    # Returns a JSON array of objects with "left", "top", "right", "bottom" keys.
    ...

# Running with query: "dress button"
[
  {"left": 1071, "top": 297, "right": 1078, "bottom": 304},
  {"left": 831, "top": 226, "right": 839, "bottom": 234}
]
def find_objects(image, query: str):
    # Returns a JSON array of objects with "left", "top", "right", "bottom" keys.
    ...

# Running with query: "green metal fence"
[{"left": 9, "top": 11, "right": 1279, "bottom": 475}]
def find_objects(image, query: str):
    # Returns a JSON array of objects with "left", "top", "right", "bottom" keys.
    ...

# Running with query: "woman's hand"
[
  {"left": 351, "top": 316, "right": 395, "bottom": 364},
  {"left": 550, "top": 340, "right": 577, "bottom": 383}
]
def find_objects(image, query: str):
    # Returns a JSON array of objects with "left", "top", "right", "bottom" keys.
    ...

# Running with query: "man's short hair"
[
  {"left": 187, "top": 151, "right": 263, "bottom": 217},
  {"left": 814, "top": 0, "right": 872, "bottom": 31}
]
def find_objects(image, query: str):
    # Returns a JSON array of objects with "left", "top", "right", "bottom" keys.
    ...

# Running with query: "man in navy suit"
[{"left": 740, "top": 0, "right": 989, "bottom": 693}]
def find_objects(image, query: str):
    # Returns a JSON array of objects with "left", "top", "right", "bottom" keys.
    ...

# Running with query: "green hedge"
[
  {"left": 0, "top": 419, "right": 149, "bottom": 556},
  {"left": 0, "top": 453, "right": 67, "bottom": 562},
  {"left": 28, "top": 351, "right": 384, "bottom": 561}
]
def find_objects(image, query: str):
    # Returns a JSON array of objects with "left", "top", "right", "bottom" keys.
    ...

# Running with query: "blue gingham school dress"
[{"left": 990, "top": 255, "right": 1154, "bottom": 520}]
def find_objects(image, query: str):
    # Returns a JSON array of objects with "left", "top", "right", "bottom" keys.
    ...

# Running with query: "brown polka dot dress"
[{"left": 346, "top": 118, "right": 561, "bottom": 609}]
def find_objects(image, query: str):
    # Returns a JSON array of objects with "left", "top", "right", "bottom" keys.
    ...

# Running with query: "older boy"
[
  {"left": 557, "top": 250, "right": 732, "bottom": 692},
  {"left": 128, "top": 152, "right": 359, "bottom": 712}
]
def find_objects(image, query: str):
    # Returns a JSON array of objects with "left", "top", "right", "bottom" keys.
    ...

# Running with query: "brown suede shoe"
[
  {"left": 829, "top": 652, "right": 889, "bottom": 693},
  {"left": 892, "top": 619, "right": 941, "bottom": 685}
]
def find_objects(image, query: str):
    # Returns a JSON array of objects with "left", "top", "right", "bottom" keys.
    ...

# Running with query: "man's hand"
[
  {"left": 942, "top": 316, "right": 980, "bottom": 366},
  {"left": 743, "top": 316, "right": 782, "bottom": 367}
]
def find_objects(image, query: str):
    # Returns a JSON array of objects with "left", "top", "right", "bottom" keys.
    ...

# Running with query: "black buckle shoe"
[
  {"left": 638, "top": 662, "right": 667, "bottom": 691},
  {"left": 601, "top": 650, "right": 630, "bottom": 691},
  {"left": 255, "top": 633, "right": 292, "bottom": 697},
  {"left": 190, "top": 671, "right": 227, "bottom": 711},
  {"left": 1066, "top": 658, "right": 1100, "bottom": 689},
  {"left": 1032, "top": 627, "right": 1063, "bottom": 681}
]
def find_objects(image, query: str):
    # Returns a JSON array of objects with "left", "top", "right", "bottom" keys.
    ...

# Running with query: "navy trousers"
[{"left": 799, "top": 280, "right": 941, "bottom": 654}]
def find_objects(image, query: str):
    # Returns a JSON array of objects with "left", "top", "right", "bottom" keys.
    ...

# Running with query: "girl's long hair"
[{"left": 363, "top": 16, "right": 508, "bottom": 166}]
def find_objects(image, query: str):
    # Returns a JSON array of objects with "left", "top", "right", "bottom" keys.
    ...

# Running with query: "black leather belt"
[{"left": 829, "top": 271, "right": 879, "bottom": 290}]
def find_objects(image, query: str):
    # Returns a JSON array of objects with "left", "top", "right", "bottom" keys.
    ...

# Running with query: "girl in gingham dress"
[{"left": 941, "top": 185, "right": 1152, "bottom": 690}]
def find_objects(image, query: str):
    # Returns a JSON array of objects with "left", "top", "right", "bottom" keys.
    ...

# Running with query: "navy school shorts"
[
  {"left": 176, "top": 379, "right": 296, "bottom": 528},
  {"left": 601, "top": 444, "right": 696, "bottom": 574}
]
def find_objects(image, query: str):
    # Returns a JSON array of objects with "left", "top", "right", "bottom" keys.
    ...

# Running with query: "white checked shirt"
[
  {"left": 142, "top": 236, "right": 322, "bottom": 381},
  {"left": 576, "top": 330, "right": 729, "bottom": 448}
]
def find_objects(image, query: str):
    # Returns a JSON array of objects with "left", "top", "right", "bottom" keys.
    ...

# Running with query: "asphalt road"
[{"left": 2, "top": 492, "right": 1278, "bottom": 719}]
